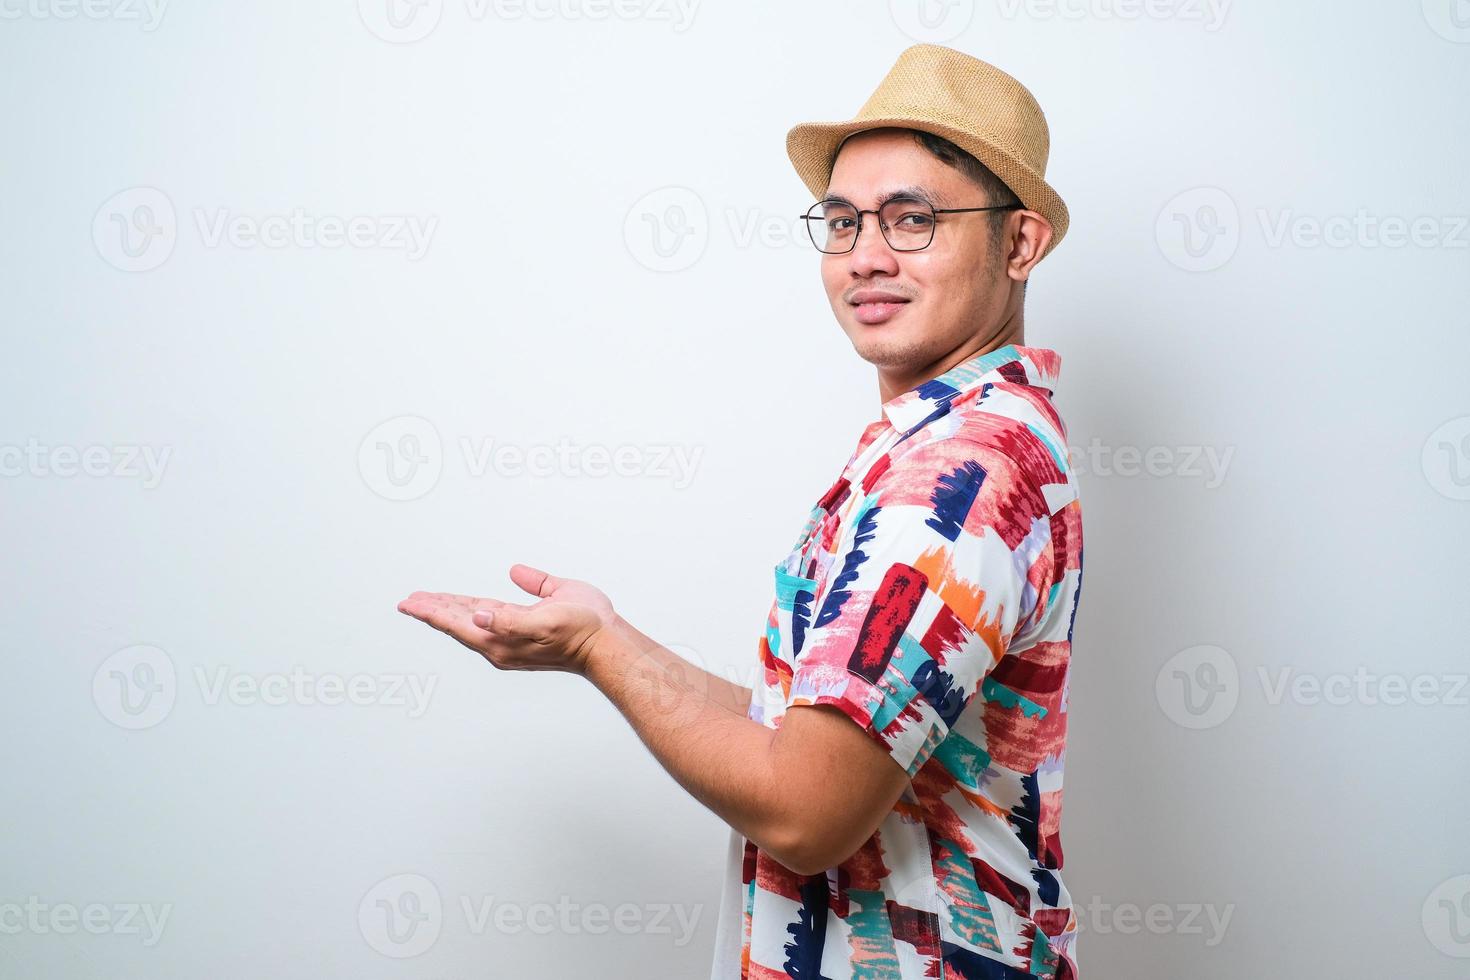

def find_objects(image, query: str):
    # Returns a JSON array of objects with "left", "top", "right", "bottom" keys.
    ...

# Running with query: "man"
[{"left": 398, "top": 43, "right": 1084, "bottom": 979}]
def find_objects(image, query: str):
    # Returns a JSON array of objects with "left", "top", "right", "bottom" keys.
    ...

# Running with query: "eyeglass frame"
[{"left": 798, "top": 195, "right": 1024, "bottom": 254}]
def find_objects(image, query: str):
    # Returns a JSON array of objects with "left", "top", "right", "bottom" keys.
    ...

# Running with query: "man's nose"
[{"left": 846, "top": 215, "right": 899, "bottom": 275}]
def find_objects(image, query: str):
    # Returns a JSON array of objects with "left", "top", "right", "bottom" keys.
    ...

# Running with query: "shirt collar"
[{"left": 878, "top": 343, "right": 1061, "bottom": 433}]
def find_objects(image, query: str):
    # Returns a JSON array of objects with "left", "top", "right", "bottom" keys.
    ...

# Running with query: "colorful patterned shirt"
[{"left": 708, "top": 343, "right": 1084, "bottom": 979}]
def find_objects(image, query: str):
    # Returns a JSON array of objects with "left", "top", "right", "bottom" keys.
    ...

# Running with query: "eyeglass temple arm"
[
  {"left": 933, "top": 204, "right": 1023, "bottom": 214},
  {"left": 799, "top": 204, "right": 1021, "bottom": 218}
]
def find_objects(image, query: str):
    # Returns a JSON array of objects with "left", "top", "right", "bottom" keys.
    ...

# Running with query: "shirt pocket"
[
  {"left": 770, "top": 502, "right": 828, "bottom": 667},
  {"left": 769, "top": 475, "right": 855, "bottom": 667},
  {"left": 769, "top": 562, "right": 818, "bottom": 668},
  {"left": 777, "top": 475, "right": 853, "bottom": 578}
]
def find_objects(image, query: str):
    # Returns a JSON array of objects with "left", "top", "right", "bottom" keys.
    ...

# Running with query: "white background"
[{"left": 3, "top": 1, "right": 1468, "bottom": 977}]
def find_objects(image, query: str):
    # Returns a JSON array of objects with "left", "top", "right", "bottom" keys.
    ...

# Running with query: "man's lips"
[
  {"left": 848, "top": 289, "right": 909, "bottom": 305},
  {"left": 849, "top": 291, "right": 910, "bottom": 325}
]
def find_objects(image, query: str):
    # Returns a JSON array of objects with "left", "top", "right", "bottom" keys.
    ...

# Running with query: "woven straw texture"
[{"left": 786, "top": 43, "right": 1069, "bottom": 259}]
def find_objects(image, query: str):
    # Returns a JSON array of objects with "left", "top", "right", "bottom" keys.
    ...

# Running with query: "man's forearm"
[
  {"left": 581, "top": 616, "right": 798, "bottom": 866},
  {"left": 605, "top": 615, "right": 754, "bottom": 718}
]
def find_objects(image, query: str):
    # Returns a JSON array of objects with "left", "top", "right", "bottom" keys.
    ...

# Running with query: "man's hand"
[
  {"left": 399, "top": 564, "right": 908, "bottom": 874},
  {"left": 397, "top": 563, "right": 616, "bottom": 675}
]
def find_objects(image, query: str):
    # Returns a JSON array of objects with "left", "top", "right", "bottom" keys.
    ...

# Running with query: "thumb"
[
  {"left": 473, "top": 605, "right": 530, "bottom": 636},
  {"left": 508, "top": 563, "right": 557, "bottom": 598}
]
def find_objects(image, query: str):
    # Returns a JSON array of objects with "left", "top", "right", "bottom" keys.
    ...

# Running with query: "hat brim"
[{"left": 786, "top": 117, "right": 1069, "bottom": 261}]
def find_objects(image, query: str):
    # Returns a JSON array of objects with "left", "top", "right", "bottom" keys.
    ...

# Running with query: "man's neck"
[{"left": 878, "top": 326, "right": 1022, "bottom": 404}]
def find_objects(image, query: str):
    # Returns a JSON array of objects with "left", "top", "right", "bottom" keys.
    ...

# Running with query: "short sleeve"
[{"left": 784, "top": 441, "right": 1053, "bottom": 779}]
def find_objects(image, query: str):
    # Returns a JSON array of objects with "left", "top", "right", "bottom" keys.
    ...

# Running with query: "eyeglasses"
[{"left": 799, "top": 196, "right": 1023, "bottom": 254}]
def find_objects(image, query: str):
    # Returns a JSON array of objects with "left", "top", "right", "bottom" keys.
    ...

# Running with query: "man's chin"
[{"left": 846, "top": 330, "right": 925, "bottom": 369}]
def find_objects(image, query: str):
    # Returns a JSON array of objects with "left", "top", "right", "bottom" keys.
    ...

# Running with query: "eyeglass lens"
[{"left": 805, "top": 197, "right": 936, "bottom": 253}]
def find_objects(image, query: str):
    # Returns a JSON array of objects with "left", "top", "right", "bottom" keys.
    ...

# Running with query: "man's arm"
[
  {"left": 582, "top": 616, "right": 910, "bottom": 876},
  {"left": 603, "top": 615, "right": 753, "bottom": 718}
]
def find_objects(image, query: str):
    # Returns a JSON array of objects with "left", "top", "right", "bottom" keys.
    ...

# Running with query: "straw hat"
[{"left": 786, "top": 43, "right": 1069, "bottom": 259}]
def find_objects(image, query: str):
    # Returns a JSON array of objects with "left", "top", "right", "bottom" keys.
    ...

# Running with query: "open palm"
[{"left": 397, "top": 563, "right": 617, "bottom": 674}]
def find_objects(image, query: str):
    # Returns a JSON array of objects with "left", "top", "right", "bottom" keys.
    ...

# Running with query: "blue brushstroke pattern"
[
  {"left": 792, "top": 587, "right": 815, "bottom": 656},
  {"left": 938, "top": 941, "right": 1042, "bottom": 978},
  {"left": 900, "top": 402, "right": 953, "bottom": 436},
  {"left": 926, "top": 459, "right": 986, "bottom": 542},
  {"left": 1066, "top": 549, "right": 1084, "bottom": 645},
  {"left": 911, "top": 658, "right": 969, "bottom": 729},
  {"left": 782, "top": 874, "right": 833, "bottom": 980},
  {"left": 1010, "top": 770, "right": 1062, "bottom": 906},
  {"left": 814, "top": 501, "right": 881, "bottom": 629},
  {"left": 915, "top": 378, "right": 962, "bottom": 402}
]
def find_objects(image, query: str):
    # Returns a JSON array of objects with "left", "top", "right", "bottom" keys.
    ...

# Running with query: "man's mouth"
[{"left": 849, "top": 291, "right": 910, "bottom": 325}]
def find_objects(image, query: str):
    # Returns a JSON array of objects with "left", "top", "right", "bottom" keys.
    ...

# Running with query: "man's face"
[{"left": 818, "top": 128, "right": 1015, "bottom": 371}]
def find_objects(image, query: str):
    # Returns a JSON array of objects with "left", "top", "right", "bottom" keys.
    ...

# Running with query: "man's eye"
[{"left": 893, "top": 212, "right": 933, "bottom": 228}]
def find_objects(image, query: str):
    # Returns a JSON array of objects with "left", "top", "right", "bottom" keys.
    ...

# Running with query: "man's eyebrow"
[{"left": 821, "top": 185, "right": 948, "bottom": 208}]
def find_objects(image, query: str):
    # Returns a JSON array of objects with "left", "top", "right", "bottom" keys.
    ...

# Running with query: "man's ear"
[{"left": 1007, "top": 210, "right": 1054, "bottom": 284}]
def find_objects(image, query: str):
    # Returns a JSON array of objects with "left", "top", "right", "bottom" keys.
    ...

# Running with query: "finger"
[
  {"left": 401, "top": 596, "right": 529, "bottom": 657},
  {"left": 462, "top": 598, "right": 536, "bottom": 621},
  {"left": 399, "top": 594, "right": 441, "bottom": 616},
  {"left": 398, "top": 593, "right": 503, "bottom": 618},
  {"left": 424, "top": 592, "right": 506, "bottom": 613},
  {"left": 508, "top": 563, "right": 559, "bottom": 599},
  {"left": 399, "top": 595, "right": 477, "bottom": 635}
]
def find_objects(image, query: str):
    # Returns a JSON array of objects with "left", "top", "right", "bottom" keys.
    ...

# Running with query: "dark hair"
[
  {"left": 909, "top": 129, "right": 1028, "bottom": 293},
  {"left": 910, "top": 129, "right": 1019, "bottom": 211}
]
